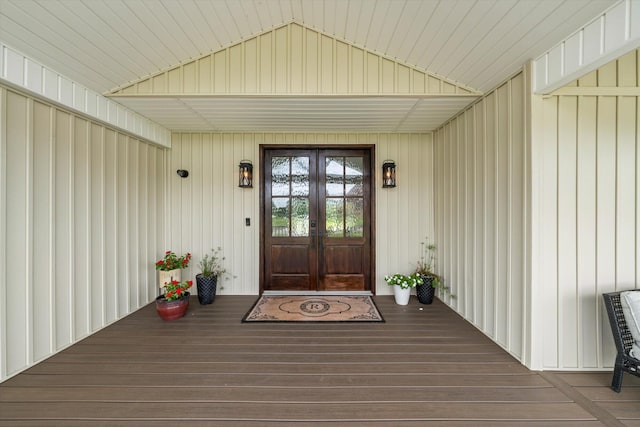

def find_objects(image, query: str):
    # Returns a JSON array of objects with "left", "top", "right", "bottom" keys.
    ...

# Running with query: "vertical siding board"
[
  {"left": 138, "top": 143, "right": 148, "bottom": 305},
  {"left": 73, "top": 118, "right": 90, "bottom": 340},
  {"left": 183, "top": 62, "right": 197, "bottom": 93},
  {"left": 541, "top": 96, "right": 559, "bottom": 368},
  {"left": 510, "top": 74, "right": 525, "bottom": 359},
  {"left": 229, "top": 45, "right": 242, "bottom": 93},
  {"left": 559, "top": 95, "right": 579, "bottom": 369},
  {"left": 456, "top": 115, "right": 465, "bottom": 313},
  {"left": 244, "top": 38, "right": 258, "bottom": 93},
  {"left": 596, "top": 96, "right": 618, "bottom": 365},
  {"left": 367, "top": 53, "right": 379, "bottom": 94},
  {"left": 305, "top": 30, "right": 318, "bottom": 93},
  {"left": 484, "top": 93, "right": 497, "bottom": 339},
  {"left": 5, "top": 91, "right": 29, "bottom": 375},
  {"left": 275, "top": 27, "right": 289, "bottom": 93},
  {"left": 351, "top": 48, "right": 364, "bottom": 94},
  {"left": 577, "top": 95, "right": 598, "bottom": 368},
  {"left": 474, "top": 102, "right": 486, "bottom": 328},
  {"left": 0, "top": 88, "right": 5, "bottom": 379},
  {"left": 198, "top": 55, "right": 212, "bottom": 93},
  {"left": 32, "top": 101, "right": 53, "bottom": 361},
  {"left": 116, "top": 134, "right": 129, "bottom": 316},
  {"left": 54, "top": 110, "right": 73, "bottom": 349},
  {"left": 336, "top": 41, "right": 349, "bottom": 93},
  {"left": 104, "top": 129, "right": 117, "bottom": 323},
  {"left": 90, "top": 124, "right": 105, "bottom": 331},
  {"left": 290, "top": 24, "right": 303, "bottom": 93},
  {"left": 213, "top": 51, "right": 227, "bottom": 93},
  {"left": 320, "top": 35, "right": 333, "bottom": 94},
  {"left": 616, "top": 97, "right": 636, "bottom": 288},
  {"left": 496, "top": 84, "right": 509, "bottom": 347},
  {"left": 465, "top": 109, "right": 475, "bottom": 320}
]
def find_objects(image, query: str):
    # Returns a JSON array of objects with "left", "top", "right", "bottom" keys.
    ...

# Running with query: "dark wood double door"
[{"left": 261, "top": 147, "right": 373, "bottom": 293}]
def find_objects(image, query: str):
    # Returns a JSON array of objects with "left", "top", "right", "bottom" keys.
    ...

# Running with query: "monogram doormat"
[{"left": 242, "top": 295, "right": 384, "bottom": 322}]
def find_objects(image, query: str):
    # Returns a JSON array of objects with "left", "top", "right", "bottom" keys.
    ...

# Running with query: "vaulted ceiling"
[{"left": 0, "top": 0, "right": 618, "bottom": 133}]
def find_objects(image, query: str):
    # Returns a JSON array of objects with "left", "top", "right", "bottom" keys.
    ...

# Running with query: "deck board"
[{"left": 1, "top": 295, "right": 638, "bottom": 425}]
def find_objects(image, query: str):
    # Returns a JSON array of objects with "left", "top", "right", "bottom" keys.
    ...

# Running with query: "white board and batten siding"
[
  {"left": 433, "top": 72, "right": 528, "bottom": 362},
  {"left": 532, "top": 49, "right": 640, "bottom": 370},
  {"left": 0, "top": 85, "right": 166, "bottom": 382},
  {"left": 167, "top": 132, "right": 435, "bottom": 296}
]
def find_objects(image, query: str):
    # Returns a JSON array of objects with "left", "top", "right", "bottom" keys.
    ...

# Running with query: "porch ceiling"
[
  {"left": 110, "top": 96, "right": 479, "bottom": 133},
  {"left": 0, "top": 0, "right": 618, "bottom": 133}
]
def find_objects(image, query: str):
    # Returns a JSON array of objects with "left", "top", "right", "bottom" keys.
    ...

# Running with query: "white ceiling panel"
[
  {"left": 0, "top": 0, "right": 619, "bottom": 132},
  {"left": 111, "top": 96, "right": 477, "bottom": 133}
]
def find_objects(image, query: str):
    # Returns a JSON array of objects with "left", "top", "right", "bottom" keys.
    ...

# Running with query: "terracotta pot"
[{"left": 156, "top": 292, "right": 190, "bottom": 320}]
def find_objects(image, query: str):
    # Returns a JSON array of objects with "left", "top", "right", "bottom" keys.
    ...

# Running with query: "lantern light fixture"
[
  {"left": 382, "top": 160, "right": 396, "bottom": 188},
  {"left": 238, "top": 160, "right": 253, "bottom": 188}
]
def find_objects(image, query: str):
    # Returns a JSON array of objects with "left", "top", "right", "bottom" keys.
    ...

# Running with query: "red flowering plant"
[
  {"left": 161, "top": 279, "right": 193, "bottom": 301},
  {"left": 155, "top": 251, "right": 192, "bottom": 271}
]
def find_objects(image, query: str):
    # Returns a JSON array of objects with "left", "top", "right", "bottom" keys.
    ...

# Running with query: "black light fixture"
[
  {"left": 176, "top": 169, "right": 189, "bottom": 178},
  {"left": 382, "top": 160, "right": 396, "bottom": 188},
  {"left": 238, "top": 160, "right": 253, "bottom": 188}
]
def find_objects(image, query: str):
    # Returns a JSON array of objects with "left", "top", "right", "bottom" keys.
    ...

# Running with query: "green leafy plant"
[
  {"left": 155, "top": 251, "right": 191, "bottom": 271},
  {"left": 161, "top": 279, "right": 193, "bottom": 301},
  {"left": 414, "top": 237, "right": 441, "bottom": 287},
  {"left": 384, "top": 273, "right": 424, "bottom": 289},
  {"left": 198, "top": 247, "right": 230, "bottom": 278}
]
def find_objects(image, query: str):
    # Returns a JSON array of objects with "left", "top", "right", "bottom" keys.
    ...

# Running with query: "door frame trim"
[{"left": 259, "top": 144, "right": 376, "bottom": 295}]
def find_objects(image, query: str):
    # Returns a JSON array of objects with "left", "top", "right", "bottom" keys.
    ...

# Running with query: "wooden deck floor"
[{"left": 1, "top": 295, "right": 639, "bottom": 426}]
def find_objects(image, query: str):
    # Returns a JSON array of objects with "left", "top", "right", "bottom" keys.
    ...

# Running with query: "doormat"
[{"left": 242, "top": 295, "right": 384, "bottom": 322}]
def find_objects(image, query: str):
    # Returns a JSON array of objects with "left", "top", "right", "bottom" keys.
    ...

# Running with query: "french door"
[{"left": 261, "top": 147, "right": 373, "bottom": 292}]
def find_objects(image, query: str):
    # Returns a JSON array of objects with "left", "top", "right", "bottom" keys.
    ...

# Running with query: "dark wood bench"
[{"left": 603, "top": 291, "right": 640, "bottom": 392}]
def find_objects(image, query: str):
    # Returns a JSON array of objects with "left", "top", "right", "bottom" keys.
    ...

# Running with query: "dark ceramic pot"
[
  {"left": 196, "top": 274, "right": 218, "bottom": 305},
  {"left": 156, "top": 292, "right": 190, "bottom": 320},
  {"left": 416, "top": 276, "right": 435, "bottom": 304}
]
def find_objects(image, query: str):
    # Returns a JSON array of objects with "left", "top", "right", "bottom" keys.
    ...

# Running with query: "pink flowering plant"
[
  {"left": 162, "top": 279, "right": 193, "bottom": 301},
  {"left": 155, "top": 251, "right": 192, "bottom": 271}
]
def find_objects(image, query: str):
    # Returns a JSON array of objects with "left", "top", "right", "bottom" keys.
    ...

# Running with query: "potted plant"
[
  {"left": 156, "top": 279, "right": 193, "bottom": 320},
  {"left": 196, "top": 247, "right": 230, "bottom": 305},
  {"left": 155, "top": 250, "right": 191, "bottom": 289},
  {"left": 414, "top": 238, "right": 448, "bottom": 304},
  {"left": 384, "top": 273, "right": 423, "bottom": 305}
]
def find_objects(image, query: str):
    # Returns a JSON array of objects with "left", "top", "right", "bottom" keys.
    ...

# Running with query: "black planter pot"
[
  {"left": 195, "top": 274, "right": 218, "bottom": 305},
  {"left": 416, "top": 275, "right": 436, "bottom": 304}
]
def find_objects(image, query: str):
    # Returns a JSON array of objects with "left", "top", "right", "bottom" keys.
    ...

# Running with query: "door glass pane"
[
  {"left": 345, "top": 157, "right": 364, "bottom": 196},
  {"left": 345, "top": 198, "right": 364, "bottom": 237},
  {"left": 291, "top": 156, "right": 310, "bottom": 196},
  {"left": 325, "top": 198, "right": 344, "bottom": 237},
  {"left": 272, "top": 157, "right": 290, "bottom": 196},
  {"left": 291, "top": 197, "right": 309, "bottom": 236},
  {"left": 271, "top": 198, "right": 290, "bottom": 237},
  {"left": 325, "top": 157, "right": 344, "bottom": 196}
]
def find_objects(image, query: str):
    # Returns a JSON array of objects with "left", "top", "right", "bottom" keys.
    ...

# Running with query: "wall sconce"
[
  {"left": 382, "top": 160, "right": 396, "bottom": 188},
  {"left": 176, "top": 169, "right": 189, "bottom": 178},
  {"left": 238, "top": 160, "right": 253, "bottom": 188}
]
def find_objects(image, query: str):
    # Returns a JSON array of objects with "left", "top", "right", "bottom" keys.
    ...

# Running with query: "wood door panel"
[
  {"left": 323, "top": 246, "right": 363, "bottom": 274},
  {"left": 270, "top": 275, "right": 311, "bottom": 291},
  {"left": 320, "top": 275, "right": 365, "bottom": 291},
  {"left": 271, "top": 245, "right": 311, "bottom": 274}
]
